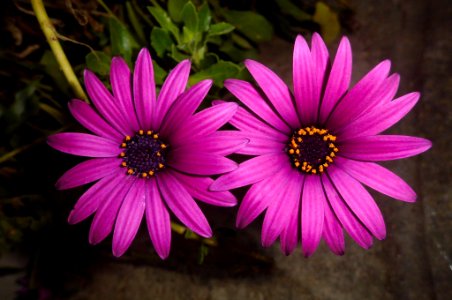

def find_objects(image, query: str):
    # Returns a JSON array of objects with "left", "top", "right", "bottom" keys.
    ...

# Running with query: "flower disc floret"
[
  {"left": 287, "top": 126, "right": 338, "bottom": 174},
  {"left": 119, "top": 130, "right": 168, "bottom": 178}
]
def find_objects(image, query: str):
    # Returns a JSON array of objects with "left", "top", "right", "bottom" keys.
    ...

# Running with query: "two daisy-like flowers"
[{"left": 48, "top": 34, "right": 431, "bottom": 259}]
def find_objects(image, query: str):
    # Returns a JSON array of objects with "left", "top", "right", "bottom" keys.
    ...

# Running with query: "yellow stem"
[{"left": 31, "top": 0, "right": 88, "bottom": 102}]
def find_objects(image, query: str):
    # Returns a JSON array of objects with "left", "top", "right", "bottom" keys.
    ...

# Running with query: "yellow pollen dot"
[
  {"left": 333, "top": 148, "right": 339, "bottom": 152},
  {"left": 311, "top": 169, "right": 317, "bottom": 174},
  {"left": 294, "top": 161, "right": 300, "bottom": 167},
  {"left": 147, "top": 130, "right": 153, "bottom": 135},
  {"left": 306, "top": 165, "right": 312, "bottom": 172},
  {"left": 295, "top": 149, "right": 300, "bottom": 154},
  {"left": 297, "top": 137, "right": 303, "bottom": 142},
  {"left": 121, "top": 143, "right": 127, "bottom": 148},
  {"left": 138, "top": 130, "right": 144, "bottom": 135},
  {"left": 158, "top": 163, "right": 164, "bottom": 169},
  {"left": 298, "top": 129, "right": 306, "bottom": 135},
  {"left": 125, "top": 136, "right": 131, "bottom": 141},
  {"left": 329, "top": 143, "right": 335, "bottom": 148},
  {"left": 156, "top": 151, "right": 161, "bottom": 157},
  {"left": 323, "top": 163, "right": 329, "bottom": 167},
  {"left": 149, "top": 171, "right": 154, "bottom": 176},
  {"left": 330, "top": 152, "right": 336, "bottom": 157},
  {"left": 160, "top": 144, "right": 167, "bottom": 149},
  {"left": 127, "top": 168, "right": 134, "bottom": 175},
  {"left": 119, "top": 152, "right": 126, "bottom": 157},
  {"left": 141, "top": 172, "right": 148, "bottom": 178},
  {"left": 153, "top": 134, "right": 159, "bottom": 139},
  {"left": 121, "top": 162, "right": 127, "bottom": 167},
  {"left": 319, "top": 165, "right": 324, "bottom": 173},
  {"left": 288, "top": 149, "right": 295, "bottom": 154},
  {"left": 326, "top": 156, "right": 333, "bottom": 163}
]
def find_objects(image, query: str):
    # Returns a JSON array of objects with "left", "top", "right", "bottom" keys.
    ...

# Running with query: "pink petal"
[
  {"left": 339, "top": 135, "right": 432, "bottom": 161},
  {"left": 301, "top": 175, "right": 324, "bottom": 257},
  {"left": 88, "top": 175, "right": 136, "bottom": 244},
  {"left": 112, "top": 179, "right": 146, "bottom": 257},
  {"left": 157, "top": 171, "right": 212, "bottom": 237},
  {"left": 262, "top": 168, "right": 302, "bottom": 247},
  {"left": 172, "top": 171, "right": 237, "bottom": 207},
  {"left": 235, "top": 135, "right": 285, "bottom": 156},
  {"left": 368, "top": 73, "right": 400, "bottom": 108},
  {"left": 68, "top": 100, "right": 123, "bottom": 142},
  {"left": 279, "top": 197, "right": 300, "bottom": 255},
  {"left": 321, "top": 174, "right": 373, "bottom": 249},
  {"left": 159, "top": 80, "right": 213, "bottom": 134},
  {"left": 328, "top": 166, "right": 386, "bottom": 240},
  {"left": 84, "top": 70, "right": 131, "bottom": 135},
  {"left": 210, "top": 154, "right": 289, "bottom": 191},
  {"left": 224, "top": 79, "right": 290, "bottom": 133},
  {"left": 173, "top": 131, "right": 249, "bottom": 156},
  {"left": 235, "top": 168, "right": 289, "bottom": 229},
  {"left": 68, "top": 172, "right": 118, "bottom": 224},
  {"left": 244, "top": 59, "right": 300, "bottom": 128},
  {"left": 293, "top": 35, "right": 320, "bottom": 124},
  {"left": 48, "top": 133, "right": 120, "bottom": 157},
  {"left": 310, "top": 33, "right": 330, "bottom": 95},
  {"left": 168, "top": 150, "right": 237, "bottom": 176},
  {"left": 327, "top": 60, "right": 391, "bottom": 129},
  {"left": 155, "top": 60, "right": 191, "bottom": 128},
  {"left": 145, "top": 178, "right": 171, "bottom": 259},
  {"left": 335, "top": 157, "right": 416, "bottom": 202},
  {"left": 110, "top": 57, "right": 140, "bottom": 132},
  {"left": 225, "top": 104, "right": 288, "bottom": 142},
  {"left": 319, "top": 36, "right": 352, "bottom": 123},
  {"left": 171, "top": 102, "right": 238, "bottom": 143},
  {"left": 133, "top": 48, "right": 156, "bottom": 130},
  {"left": 322, "top": 195, "right": 345, "bottom": 255},
  {"left": 338, "top": 92, "right": 420, "bottom": 141},
  {"left": 56, "top": 158, "right": 120, "bottom": 190}
]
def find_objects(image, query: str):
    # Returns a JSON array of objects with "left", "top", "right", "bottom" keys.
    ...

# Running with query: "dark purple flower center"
[
  {"left": 286, "top": 126, "right": 339, "bottom": 174},
  {"left": 119, "top": 130, "right": 168, "bottom": 178}
]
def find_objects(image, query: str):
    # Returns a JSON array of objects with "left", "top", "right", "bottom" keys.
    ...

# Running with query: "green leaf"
[
  {"left": 231, "top": 33, "right": 253, "bottom": 49},
  {"left": 147, "top": 6, "right": 180, "bottom": 41},
  {"left": 152, "top": 61, "right": 167, "bottom": 85},
  {"left": 151, "top": 27, "right": 173, "bottom": 57},
  {"left": 109, "top": 18, "right": 139, "bottom": 64},
  {"left": 168, "top": 0, "right": 187, "bottom": 22},
  {"left": 197, "top": 2, "right": 211, "bottom": 32},
  {"left": 222, "top": 10, "right": 273, "bottom": 42},
  {"left": 85, "top": 51, "right": 111, "bottom": 76},
  {"left": 181, "top": 1, "right": 199, "bottom": 34},
  {"left": 188, "top": 61, "right": 241, "bottom": 87},
  {"left": 208, "top": 22, "right": 235, "bottom": 36},
  {"left": 220, "top": 40, "right": 258, "bottom": 62},
  {"left": 170, "top": 44, "right": 190, "bottom": 62},
  {"left": 313, "top": 2, "right": 340, "bottom": 43}
]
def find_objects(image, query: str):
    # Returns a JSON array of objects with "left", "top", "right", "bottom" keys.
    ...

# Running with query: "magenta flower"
[
  {"left": 48, "top": 49, "right": 242, "bottom": 259},
  {"left": 211, "top": 34, "right": 431, "bottom": 256}
]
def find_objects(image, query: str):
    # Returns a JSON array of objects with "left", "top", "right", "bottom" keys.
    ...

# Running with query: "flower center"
[
  {"left": 119, "top": 130, "right": 168, "bottom": 178},
  {"left": 286, "top": 126, "right": 339, "bottom": 174}
]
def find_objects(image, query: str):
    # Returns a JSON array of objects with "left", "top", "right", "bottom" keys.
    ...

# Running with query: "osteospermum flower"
[
  {"left": 48, "top": 49, "right": 243, "bottom": 259},
  {"left": 210, "top": 34, "right": 431, "bottom": 256}
]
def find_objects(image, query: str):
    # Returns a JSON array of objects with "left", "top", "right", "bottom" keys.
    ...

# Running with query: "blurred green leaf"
[
  {"left": 38, "top": 103, "right": 65, "bottom": 124},
  {"left": 208, "top": 22, "right": 235, "bottom": 36},
  {"left": 198, "top": 2, "right": 211, "bottom": 32},
  {"left": 152, "top": 61, "right": 167, "bottom": 85},
  {"left": 40, "top": 51, "right": 69, "bottom": 94},
  {"left": 220, "top": 40, "right": 258, "bottom": 61},
  {"left": 168, "top": 0, "right": 188, "bottom": 23},
  {"left": 189, "top": 60, "right": 241, "bottom": 87},
  {"left": 231, "top": 33, "right": 253, "bottom": 49},
  {"left": 199, "top": 53, "right": 219, "bottom": 69},
  {"left": 85, "top": 51, "right": 111, "bottom": 76},
  {"left": 147, "top": 6, "right": 180, "bottom": 42},
  {"left": 126, "top": 1, "right": 147, "bottom": 44},
  {"left": 313, "top": 2, "right": 340, "bottom": 43},
  {"left": 275, "top": 0, "right": 312, "bottom": 21},
  {"left": 109, "top": 18, "right": 139, "bottom": 64},
  {"left": 181, "top": 1, "right": 199, "bottom": 34},
  {"left": 151, "top": 27, "right": 173, "bottom": 57},
  {"left": 222, "top": 10, "right": 273, "bottom": 42}
]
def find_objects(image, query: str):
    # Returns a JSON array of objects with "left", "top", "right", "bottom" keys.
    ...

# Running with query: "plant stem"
[{"left": 31, "top": 0, "right": 88, "bottom": 102}]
